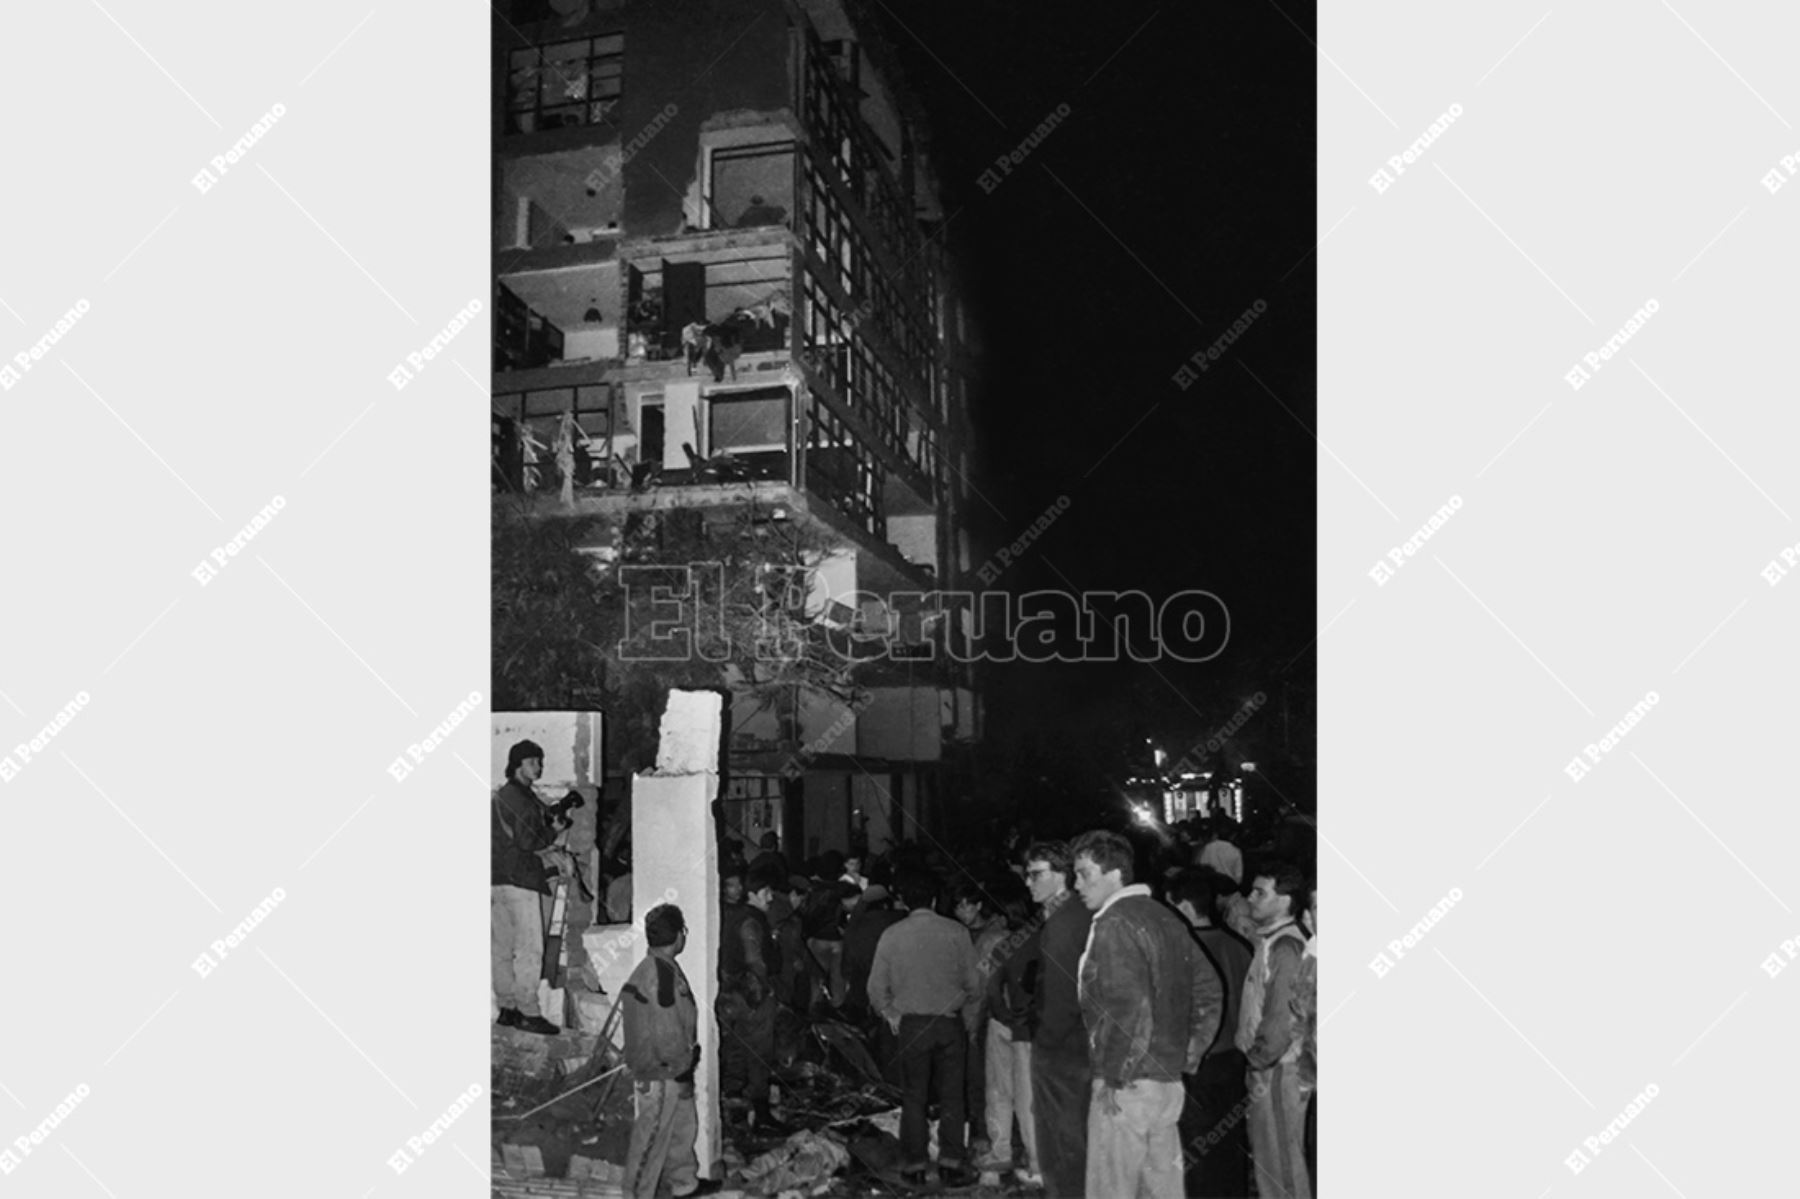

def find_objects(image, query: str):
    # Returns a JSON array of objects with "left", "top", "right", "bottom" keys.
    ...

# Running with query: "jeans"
[
  {"left": 965, "top": 1015, "right": 988, "bottom": 1150},
  {"left": 983, "top": 1022, "right": 1039, "bottom": 1173},
  {"left": 1030, "top": 1050, "right": 1090, "bottom": 1199},
  {"left": 622, "top": 1079, "right": 699, "bottom": 1199},
  {"left": 1246, "top": 1061, "right": 1311, "bottom": 1199},
  {"left": 1181, "top": 1049, "right": 1250, "bottom": 1197},
  {"left": 895, "top": 1014, "right": 966, "bottom": 1169},
  {"left": 490, "top": 884, "right": 544, "bottom": 1017},
  {"left": 1085, "top": 1078, "right": 1185, "bottom": 1199}
]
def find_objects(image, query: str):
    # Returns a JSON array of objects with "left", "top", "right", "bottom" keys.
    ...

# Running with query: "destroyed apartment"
[{"left": 488, "top": 0, "right": 995, "bottom": 1192}]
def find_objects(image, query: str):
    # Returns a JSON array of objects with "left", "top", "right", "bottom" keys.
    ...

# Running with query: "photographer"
[{"left": 491, "top": 739, "right": 562, "bottom": 1035}]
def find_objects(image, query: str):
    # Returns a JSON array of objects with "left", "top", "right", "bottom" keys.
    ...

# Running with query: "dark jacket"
[
  {"left": 987, "top": 918, "right": 1039, "bottom": 1038},
  {"left": 720, "top": 903, "right": 778, "bottom": 1004},
  {"left": 799, "top": 886, "right": 848, "bottom": 942},
  {"left": 491, "top": 779, "right": 554, "bottom": 892},
  {"left": 621, "top": 951, "right": 698, "bottom": 1082},
  {"left": 841, "top": 905, "right": 906, "bottom": 1019},
  {"left": 1192, "top": 922, "right": 1254, "bottom": 1059},
  {"left": 1028, "top": 890, "right": 1092, "bottom": 1062},
  {"left": 775, "top": 911, "right": 814, "bottom": 1007},
  {"left": 1078, "top": 887, "right": 1224, "bottom": 1088}
]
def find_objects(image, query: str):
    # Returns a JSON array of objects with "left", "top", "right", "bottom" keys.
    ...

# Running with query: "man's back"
[
  {"left": 868, "top": 909, "right": 978, "bottom": 1019},
  {"left": 1193, "top": 922, "right": 1253, "bottom": 1056}
]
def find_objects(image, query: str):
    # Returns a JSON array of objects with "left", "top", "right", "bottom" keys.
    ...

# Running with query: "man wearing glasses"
[{"left": 1023, "top": 841, "right": 1092, "bottom": 1198}]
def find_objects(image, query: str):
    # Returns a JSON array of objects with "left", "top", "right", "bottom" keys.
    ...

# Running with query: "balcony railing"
[
  {"left": 624, "top": 240, "right": 792, "bottom": 367},
  {"left": 493, "top": 384, "right": 796, "bottom": 499}
]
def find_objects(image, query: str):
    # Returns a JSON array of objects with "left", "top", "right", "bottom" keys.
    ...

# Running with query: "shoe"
[
  {"left": 939, "top": 1163, "right": 979, "bottom": 1188},
  {"left": 1014, "top": 1168, "right": 1044, "bottom": 1187},
  {"left": 675, "top": 1181, "right": 724, "bottom": 1197},
  {"left": 516, "top": 1014, "right": 561, "bottom": 1036},
  {"left": 496, "top": 1007, "right": 522, "bottom": 1028},
  {"left": 899, "top": 1166, "right": 930, "bottom": 1187}
]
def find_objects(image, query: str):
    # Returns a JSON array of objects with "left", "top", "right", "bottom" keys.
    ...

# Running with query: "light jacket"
[
  {"left": 1077, "top": 886, "right": 1224, "bottom": 1088},
  {"left": 621, "top": 951, "right": 698, "bottom": 1082},
  {"left": 1236, "top": 920, "right": 1308, "bottom": 1069}
]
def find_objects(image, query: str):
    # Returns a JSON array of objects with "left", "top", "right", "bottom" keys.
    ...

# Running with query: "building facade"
[{"left": 492, "top": 0, "right": 984, "bottom": 858}]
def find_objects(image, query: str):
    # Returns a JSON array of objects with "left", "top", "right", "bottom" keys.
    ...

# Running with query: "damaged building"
[{"left": 492, "top": 0, "right": 986, "bottom": 860}]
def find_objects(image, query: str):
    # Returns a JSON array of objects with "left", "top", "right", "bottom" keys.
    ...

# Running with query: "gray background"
[
  {"left": 0, "top": 1, "right": 1790, "bottom": 1196},
  {"left": 1323, "top": 3, "right": 1797, "bottom": 1196}
]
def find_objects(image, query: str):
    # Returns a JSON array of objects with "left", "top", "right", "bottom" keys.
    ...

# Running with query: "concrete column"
[{"left": 631, "top": 690, "right": 723, "bottom": 1178}]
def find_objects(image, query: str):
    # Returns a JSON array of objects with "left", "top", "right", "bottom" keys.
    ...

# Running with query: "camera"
[{"left": 545, "top": 788, "right": 587, "bottom": 831}]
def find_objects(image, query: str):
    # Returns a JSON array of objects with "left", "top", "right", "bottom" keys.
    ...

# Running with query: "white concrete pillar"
[{"left": 631, "top": 690, "right": 723, "bottom": 1177}]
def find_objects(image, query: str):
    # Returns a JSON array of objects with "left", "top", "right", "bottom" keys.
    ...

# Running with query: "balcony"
[{"left": 620, "top": 229, "right": 794, "bottom": 369}]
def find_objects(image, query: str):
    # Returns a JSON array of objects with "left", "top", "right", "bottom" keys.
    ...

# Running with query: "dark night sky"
[{"left": 875, "top": 2, "right": 1318, "bottom": 788}]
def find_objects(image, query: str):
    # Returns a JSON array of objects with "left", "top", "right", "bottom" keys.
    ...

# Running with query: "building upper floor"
[{"left": 491, "top": 0, "right": 984, "bottom": 592}]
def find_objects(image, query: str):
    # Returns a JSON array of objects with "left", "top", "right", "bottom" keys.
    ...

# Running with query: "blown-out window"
[
  {"left": 708, "top": 142, "right": 795, "bottom": 230},
  {"left": 708, "top": 387, "right": 789, "bottom": 454},
  {"left": 506, "top": 34, "right": 623, "bottom": 134}
]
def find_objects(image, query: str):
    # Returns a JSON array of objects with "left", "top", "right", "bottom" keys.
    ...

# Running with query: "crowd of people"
[{"left": 621, "top": 816, "right": 1318, "bottom": 1199}]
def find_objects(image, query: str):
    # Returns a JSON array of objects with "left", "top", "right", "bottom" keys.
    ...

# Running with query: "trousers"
[
  {"left": 622, "top": 1079, "right": 699, "bottom": 1199},
  {"left": 1030, "top": 1051, "right": 1090, "bottom": 1199},
  {"left": 982, "top": 1022, "right": 1039, "bottom": 1173},
  {"left": 895, "top": 1014, "right": 967, "bottom": 1169},
  {"left": 1085, "top": 1078, "right": 1185, "bottom": 1199},
  {"left": 490, "top": 885, "right": 544, "bottom": 1017},
  {"left": 1246, "top": 1061, "right": 1312, "bottom": 1199},
  {"left": 717, "top": 990, "right": 776, "bottom": 1102},
  {"left": 1181, "top": 1049, "right": 1250, "bottom": 1197}
]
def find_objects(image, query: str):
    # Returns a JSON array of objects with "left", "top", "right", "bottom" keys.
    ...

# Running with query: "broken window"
[
  {"left": 708, "top": 142, "right": 795, "bottom": 230},
  {"left": 506, "top": 33, "right": 623, "bottom": 134},
  {"left": 708, "top": 386, "right": 790, "bottom": 455}
]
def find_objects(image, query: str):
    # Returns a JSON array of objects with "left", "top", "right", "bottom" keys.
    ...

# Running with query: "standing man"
[
  {"left": 867, "top": 871, "right": 981, "bottom": 1188},
  {"left": 1023, "top": 840, "right": 1093, "bottom": 1199},
  {"left": 1237, "top": 863, "right": 1312, "bottom": 1199},
  {"left": 1071, "top": 831, "right": 1223, "bottom": 1199},
  {"left": 492, "top": 739, "right": 561, "bottom": 1036},
  {"left": 718, "top": 865, "right": 787, "bottom": 1134},
  {"left": 954, "top": 881, "right": 1008, "bottom": 1163},
  {"left": 774, "top": 875, "right": 816, "bottom": 1011},
  {"left": 1296, "top": 887, "right": 1318, "bottom": 1188},
  {"left": 841, "top": 884, "right": 906, "bottom": 1078},
  {"left": 979, "top": 885, "right": 1042, "bottom": 1186},
  {"left": 1170, "top": 869, "right": 1254, "bottom": 1197},
  {"left": 620, "top": 904, "right": 721, "bottom": 1199}
]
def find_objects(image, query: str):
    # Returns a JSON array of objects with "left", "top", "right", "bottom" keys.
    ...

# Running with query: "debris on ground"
[
  {"left": 494, "top": 1013, "right": 1048, "bottom": 1195},
  {"left": 738, "top": 1130, "right": 852, "bottom": 1195}
]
